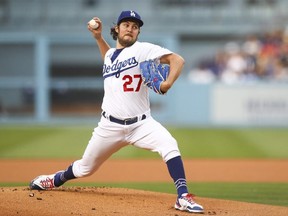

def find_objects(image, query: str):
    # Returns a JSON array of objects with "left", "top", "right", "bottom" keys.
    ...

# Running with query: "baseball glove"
[{"left": 140, "top": 60, "right": 170, "bottom": 94}]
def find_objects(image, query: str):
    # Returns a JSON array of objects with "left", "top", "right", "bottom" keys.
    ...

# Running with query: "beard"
[{"left": 118, "top": 34, "right": 138, "bottom": 47}]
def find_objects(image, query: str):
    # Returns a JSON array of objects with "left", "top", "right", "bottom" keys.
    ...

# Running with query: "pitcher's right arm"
[{"left": 88, "top": 17, "right": 111, "bottom": 60}]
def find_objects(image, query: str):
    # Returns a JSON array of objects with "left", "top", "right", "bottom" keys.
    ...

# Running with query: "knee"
[
  {"left": 78, "top": 168, "right": 94, "bottom": 178},
  {"left": 72, "top": 160, "right": 99, "bottom": 178}
]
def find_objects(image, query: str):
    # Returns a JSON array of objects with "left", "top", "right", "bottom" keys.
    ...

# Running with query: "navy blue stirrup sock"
[
  {"left": 166, "top": 156, "right": 189, "bottom": 197},
  {"left": 54, "top": 164, "right": 76, "bottom": 187}
]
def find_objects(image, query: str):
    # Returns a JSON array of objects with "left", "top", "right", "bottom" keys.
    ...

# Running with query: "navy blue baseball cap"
[{"left": 117, "top": 10, "right": 144, "bottom": 27}]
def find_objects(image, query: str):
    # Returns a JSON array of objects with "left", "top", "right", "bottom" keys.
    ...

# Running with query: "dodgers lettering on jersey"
[
  {"left": 103, "top": 57, "right": 138, "bottom": 79},
  {"left": 101, "top": 41, "right": 172, "bottom": 118}
]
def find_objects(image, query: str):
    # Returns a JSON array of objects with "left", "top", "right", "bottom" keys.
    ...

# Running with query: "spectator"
[
  {"left": 220, "top": 42, "right": 248, "bottom": 84},
  {"left": 188, "top": 28, "right": 288, "bottom": 84}
]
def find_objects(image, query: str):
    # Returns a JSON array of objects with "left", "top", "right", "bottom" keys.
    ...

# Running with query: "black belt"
[{"left": 102, "top": 111, "right": 146, "bottom": 125}]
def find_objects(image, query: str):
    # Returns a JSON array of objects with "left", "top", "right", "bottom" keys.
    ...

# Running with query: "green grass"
[
  {"left": 0, "top": 126, "right": 288, "bottom": 159},
  {"left": 169, "top": 127, "right": 288, "bottom": 159},
  {"left": 0, "top": 126, "right": 90, "bottom": 158},
  {"left": 2, "top": 182, "right": 287, "bottom": 207}
]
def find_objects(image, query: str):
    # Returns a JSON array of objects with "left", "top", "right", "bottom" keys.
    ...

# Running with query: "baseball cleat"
[
  {"left": 29, "top": 171, "right": 63, "bottom": 190},
  {"left": 175, "top": 193, "right": 204, "bottom": 213}
]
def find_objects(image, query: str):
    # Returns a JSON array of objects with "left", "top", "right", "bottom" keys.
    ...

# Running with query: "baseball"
[{"left": 88, "top": 19, "right": 99, "bottom": 29}]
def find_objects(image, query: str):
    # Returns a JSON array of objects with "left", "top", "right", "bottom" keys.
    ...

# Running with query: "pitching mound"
[{"left": 1, "top": 187, "right": 288, "bottom": 216}]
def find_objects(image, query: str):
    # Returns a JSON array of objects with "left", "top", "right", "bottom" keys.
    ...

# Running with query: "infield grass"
[{"left": 0, "top": 126, "right": 288, "bottom": 159}]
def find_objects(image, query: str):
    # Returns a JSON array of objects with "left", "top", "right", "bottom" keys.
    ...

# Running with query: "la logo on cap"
[
  {"left": 130, "top": 11, "right": 136, "bottom": 17},
  {"left": 117, "top": 10, "right": 144, "bottom": 27}
]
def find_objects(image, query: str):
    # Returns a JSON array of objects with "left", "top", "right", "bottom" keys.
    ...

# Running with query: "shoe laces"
[
  {"left": 40, "top": 176, "right": 54, "bottom": 189},
  {"left": 182, "top": 193, "right": 196, "bottom": 204}
]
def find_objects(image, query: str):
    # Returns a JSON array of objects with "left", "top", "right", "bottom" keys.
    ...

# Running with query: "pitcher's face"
[{"left": 116, "top": 21, "right": 140, "bottom": 48}]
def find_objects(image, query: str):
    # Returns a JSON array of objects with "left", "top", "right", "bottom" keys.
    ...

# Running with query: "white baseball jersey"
[
  {"left": 72, "top": 41, "right": 180, "bottom": 178},
  {"left": 101, "top": 41, "right": 172, "bottom": 118}
]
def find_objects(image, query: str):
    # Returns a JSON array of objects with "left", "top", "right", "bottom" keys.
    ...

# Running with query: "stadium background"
[
  {"left": 1, "top": 0, "right": 288, "bottom": 126},
  {"left": 0, "top": 1, "right": 288, "bottom": 213}
]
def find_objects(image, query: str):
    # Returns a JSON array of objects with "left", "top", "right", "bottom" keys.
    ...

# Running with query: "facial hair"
[{"left": 118, "top": 34, "right": 138, "bottom": 47}]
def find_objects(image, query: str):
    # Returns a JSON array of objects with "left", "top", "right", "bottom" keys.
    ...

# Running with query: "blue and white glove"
[{"left": 140, "top": 60, "right": 170, "bottom": 95}]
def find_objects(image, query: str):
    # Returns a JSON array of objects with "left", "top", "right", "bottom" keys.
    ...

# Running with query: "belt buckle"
[
  {"left": 123, "top": 119, "right": 129, "bottom": 125},
  {"left": 124, "top": 117, "right": 137, "bottom": 125}
]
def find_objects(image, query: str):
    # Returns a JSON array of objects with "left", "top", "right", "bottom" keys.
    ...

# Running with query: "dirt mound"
[{"left": 1, "top": 187, "right": 287, "bottom": 216}]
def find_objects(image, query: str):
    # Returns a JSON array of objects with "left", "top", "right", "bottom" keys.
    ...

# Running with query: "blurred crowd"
[{"left": 188, "top": 28, "right": 288, "bottom": 84}]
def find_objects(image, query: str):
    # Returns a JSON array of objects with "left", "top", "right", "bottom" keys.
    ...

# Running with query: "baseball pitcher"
[{"left": 29, "top": 10, "right": 204, "bottom": 214}]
